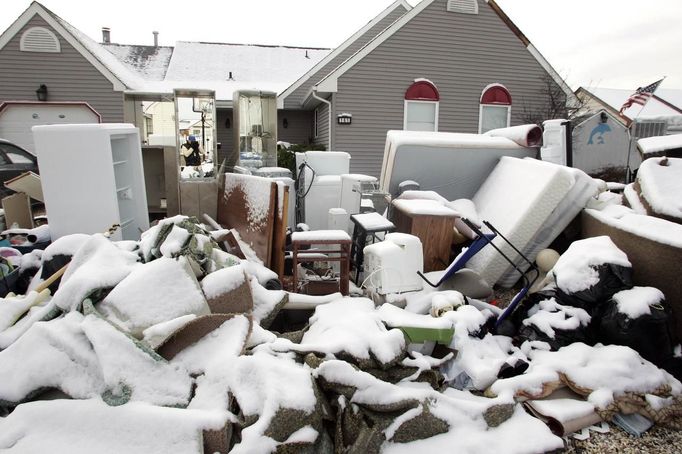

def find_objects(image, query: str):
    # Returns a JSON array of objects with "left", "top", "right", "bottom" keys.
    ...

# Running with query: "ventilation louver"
[
  {"left": 20, "top": 27, "right": 61, "bottom": 53},
  {"left": 447, "top": 0, "right": 479, "bottom": 14}
]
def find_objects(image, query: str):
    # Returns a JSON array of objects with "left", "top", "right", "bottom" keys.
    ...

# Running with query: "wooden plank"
[
  {"left": 217, "top": 174, "right": 277, "bottom": 268},
  {"left": 4, "top": 171, "right": 44, "bottom": 202},
  {"left": 270, "top": 183, "right": 289, "bottom": 279}
]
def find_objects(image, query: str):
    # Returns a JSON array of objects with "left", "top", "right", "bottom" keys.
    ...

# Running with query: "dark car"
[{"left": 0, "top": 139, "right": 39, "bottom": 198}]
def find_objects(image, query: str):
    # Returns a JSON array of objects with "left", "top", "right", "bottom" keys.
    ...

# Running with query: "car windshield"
[{"left": 0, "top": 142, "right": 35, "bottom": 164}]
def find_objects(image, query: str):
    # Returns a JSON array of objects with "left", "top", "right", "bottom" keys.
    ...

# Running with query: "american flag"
[{"left": 619, "top": 78, "right": 664, "bottom": 114}]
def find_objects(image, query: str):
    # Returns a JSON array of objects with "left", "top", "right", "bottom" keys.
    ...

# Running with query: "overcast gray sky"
[{"left": 2, "top": 0, "right": 680, "bottom": 90}]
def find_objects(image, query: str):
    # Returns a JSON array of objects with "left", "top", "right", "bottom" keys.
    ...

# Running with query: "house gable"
[
  {"left": 278, "top": 0, "right": 411, "bottom": 109},
  {"left": 316, "top": 0, "right": 573, "bottom": 104},
  {"left": 330, "top": 0, "right": 574, "bottom": 176},
  {"left": 0, "top": 2, "right": 128, "bottom": 91},
  {"left": 0, "top": 14, "right": 124, "bottom": 121}
]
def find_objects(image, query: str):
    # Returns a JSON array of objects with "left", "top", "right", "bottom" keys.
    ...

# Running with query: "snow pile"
[
  {"left": 637, "top": 157, "right": 682, "bottom": 219},
  {"left": 51, "top": 234, "right": 140, "bottom": 312},
  {"left": 98, "top": 256, "right": 210, "bottom": 337},
  {"left": 523, "top": 298, "right": 591, "bottom": 339},
  {"left": 0, "top": 399, "right": 228, "bottom": 454},
  {"left": 551, "top": 236, "right": 630, "bottom": 294},
  {"left": 612, "top": 286, "right": 665, "bottom": 319}
]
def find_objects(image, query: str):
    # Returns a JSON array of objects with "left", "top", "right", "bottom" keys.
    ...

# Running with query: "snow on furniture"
[
  {"left": 466, "top": 157, "right": 574, "bottom": 287},
  {"left": 379, "top": 130, "right": 537, "bottom": 200},
  {"left": 637, "top": 133, "right": 682, "bottom": 159},
  {"left": 634, "top": 157, "right": 682, "bottom": 224},
  {"left": 493, "top": 158, "right": 599, "bottom": 287}
]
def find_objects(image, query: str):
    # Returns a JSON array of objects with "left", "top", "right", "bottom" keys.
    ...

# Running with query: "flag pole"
[{"left": 624, "top": 76, "right": 666, "bottom": 183}]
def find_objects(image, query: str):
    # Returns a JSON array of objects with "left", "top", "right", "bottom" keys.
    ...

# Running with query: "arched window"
[
  {"left": 404, "top": 79, "right": 439, "bottom": 132},
  {"left": 20, "top": 26, "right": 61, "bottom": 53},
  {"left": 479, "top": 83, "right": 511, "bottom": 133}
]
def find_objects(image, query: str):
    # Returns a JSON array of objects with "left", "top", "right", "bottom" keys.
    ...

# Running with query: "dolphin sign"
[{"left": 588, "top": 123, "right": 612, "bottom": 145}]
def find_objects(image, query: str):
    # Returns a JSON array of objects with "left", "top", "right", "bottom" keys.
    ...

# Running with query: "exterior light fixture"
[{"left": 36, "top": 84, "right": 48, "bottom": 101}]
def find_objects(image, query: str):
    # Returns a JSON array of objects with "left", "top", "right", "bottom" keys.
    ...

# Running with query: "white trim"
[
  {"left": 527, "top": 44, "right": 578, "bottom": 108},
  {"left": 478, "top": 104, "right": 511, "bottom": 134},
  {"left": 20, "top": 26, "right": 60, "bottom": 52},
  {"left": 317, "top": 0, "right": 437, "bottom": 93},
  {"left": 0, "top": 4, "right": 127, "bottom": 91},
  {"left": 277, "top": 0, "right": 411, "bottom": 108},
  {"left": 403, "top": 100, "right": 439, "bottom": 132}
]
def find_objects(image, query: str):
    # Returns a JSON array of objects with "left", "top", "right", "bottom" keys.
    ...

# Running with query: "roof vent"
[
  {"left": 20, "top": 26, "right": 61, "bottom": 53},
  {"left": 447, "top": 0, "right": 478, "bottom": 15}
]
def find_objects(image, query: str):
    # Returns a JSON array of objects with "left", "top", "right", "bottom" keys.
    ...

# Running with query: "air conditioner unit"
[{"left": 363, "top": 233, "right": 423, "bottom": 294}]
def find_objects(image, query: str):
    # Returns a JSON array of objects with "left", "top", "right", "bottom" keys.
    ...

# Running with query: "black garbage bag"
[
  {"left": 509, "top": 290, "right": 594, "bottom": 350},
  {"left": 597, "top": 296, "right": 676, "bottom": 368},
  {"left": 556, "top": 263, "right": 633, "bottom": 313}
]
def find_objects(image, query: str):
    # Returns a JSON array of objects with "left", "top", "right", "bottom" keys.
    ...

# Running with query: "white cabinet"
[{"left": 33, "top": 123, "right": 149, "bottom": 241}]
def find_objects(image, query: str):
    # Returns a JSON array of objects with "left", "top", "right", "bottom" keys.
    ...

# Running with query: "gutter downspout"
[{"left": 312, "top": 87, "right": 333, "bottom": 151}]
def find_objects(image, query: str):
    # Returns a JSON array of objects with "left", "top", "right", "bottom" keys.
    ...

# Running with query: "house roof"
[
  {"left": 580, "top": 87, "right": 682, "bottom": 121},
  {"left": 313, "top": 0, "right": 576, "bottom": 106},
  {"left": 101, "top": 43, "right": 174, "bottom": 81},
  {"left": 1, "top": 2, "right": 331, "bottom": 103},
  {"left": 278, "top": 0, "right": 411, "bottom": 108}
]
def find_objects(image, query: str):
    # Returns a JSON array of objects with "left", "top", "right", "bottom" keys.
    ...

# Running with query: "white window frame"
[
  {"left": 403, "top": 100, "right": 439, "bottom": 132},
  {"left": 478, "top": 104, "right": 511, "bottom": 134}
]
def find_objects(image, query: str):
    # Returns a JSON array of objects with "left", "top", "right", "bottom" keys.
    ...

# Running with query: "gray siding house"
[
  {"left": 1, "top": 0, "right": 573, "bottom": 177},
  {"left": 279, "top": 0, "right": 574, "bottom": 176}
]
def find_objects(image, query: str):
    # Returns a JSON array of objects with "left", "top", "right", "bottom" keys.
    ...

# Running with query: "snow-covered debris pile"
[
  {"left": 2, "top": 216, "right": 682, "bottom": 452},
  {"left": 635, "top": 157, "right": 682, "bottom": 223}
]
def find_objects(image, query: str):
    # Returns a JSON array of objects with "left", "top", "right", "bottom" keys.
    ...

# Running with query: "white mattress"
[
  {"left": 495, "top": 159, "right": 599, "bottom": 287},
  {"left": 466, "top": 157, "right": 574, "bottom": 287},
  {"left": 380, "top": 130, "right": 537, "bottom": 200}
]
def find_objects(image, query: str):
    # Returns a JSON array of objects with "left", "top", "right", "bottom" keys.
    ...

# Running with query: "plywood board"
[
  {"left": 2, "top": 192, "right": 33, "bottom": 229},
  {"left": 4, "top": 171, "right": 44, "bottom": 202},
  {"left": 218, "top": 174, "right": 277, "bottom": 267}
]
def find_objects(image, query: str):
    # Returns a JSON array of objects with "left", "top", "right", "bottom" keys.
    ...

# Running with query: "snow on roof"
[
  {"left": 638, "top": 133, "right": 682, "bottom": 154},
  {"left": 101, "top": 44, "right": 173, "bottom": 81},
  {"left": 157, "top": 41, "right": 330, "bottom": 100},
  {"left": 655, "top": 88, "right": 682, "bottom": 110},
  {"left": 48, "top": 11, "right": 146, "bottom": 89},
  {"left": 588, "top": 88, "right": 681, "bottom": 118}
]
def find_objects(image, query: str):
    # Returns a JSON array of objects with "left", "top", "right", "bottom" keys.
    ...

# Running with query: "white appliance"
[
  {"left": 340, "top": 174, "right": 378, "bottom": 233},
  {"left": 363, "top": 233, "right": 423, "bottom": 294},
  {"left": 32, "top": 123, "right": 149, "bottom": 241},
  {"left": 541, "top": 119, "right": 568, "bottom": 165},
  {"left": 295, "top": 151, "right": 350, "bottom": 230}
]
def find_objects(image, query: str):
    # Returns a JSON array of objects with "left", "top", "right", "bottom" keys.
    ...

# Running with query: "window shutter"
[
  {"left": 20, "top": 27, "right": 61, "bottom": 53},
  {"left": 447, "top": 0, "right": 478, "bottom": 15}
]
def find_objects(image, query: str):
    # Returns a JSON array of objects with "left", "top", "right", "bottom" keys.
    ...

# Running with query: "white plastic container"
[
  {"left": 541, "top": 119, "right": 568, "bottom": 165},
  {"left": 362, "top": 233, "right": 423, "bottom": 294},
  {"left": 304, "top": 175, "right": 342, "bottom": 231}
]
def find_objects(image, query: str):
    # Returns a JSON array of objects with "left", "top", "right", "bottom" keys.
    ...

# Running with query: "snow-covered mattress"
[
  {"left": 379, "top": 130, "right": 537, "bottom": 200},
  {"left": 495, "top": 159, "right": 599, "bottom": 287},
  {"left": 466, "top": 157, "right": 574, "bottom": 287}
]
